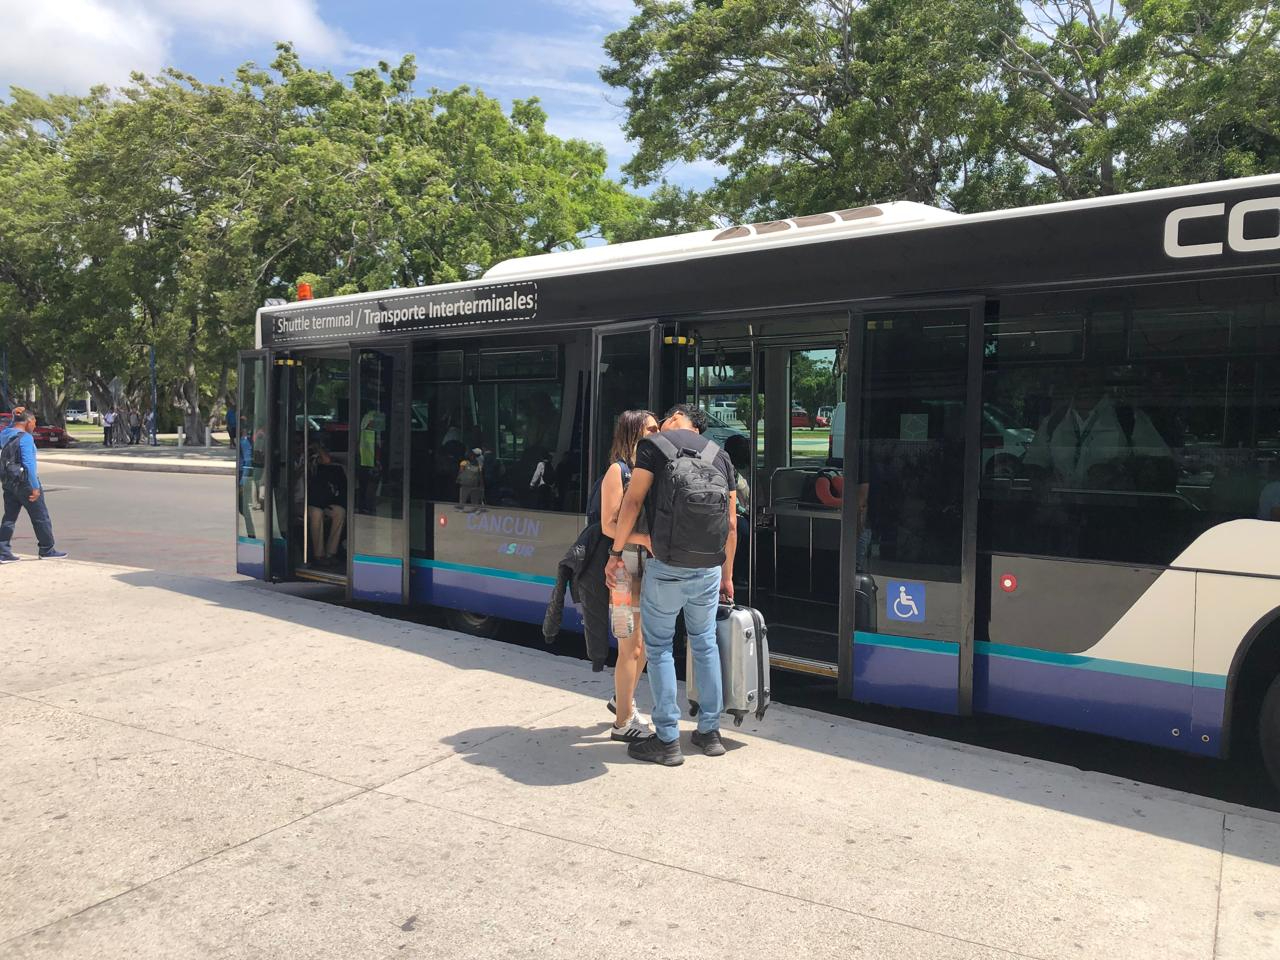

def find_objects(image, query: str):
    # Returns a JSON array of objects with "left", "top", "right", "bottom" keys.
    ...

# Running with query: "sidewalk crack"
[{"left": 1212, "top": 812, "right": 1227, "bottom": 960}]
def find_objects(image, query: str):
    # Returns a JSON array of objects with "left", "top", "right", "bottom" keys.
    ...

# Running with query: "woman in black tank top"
[{"left": 600, "top": 410, "right": 658, "bottom": 742}]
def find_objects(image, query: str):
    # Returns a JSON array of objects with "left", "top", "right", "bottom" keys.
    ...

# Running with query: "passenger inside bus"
[
  {"left": 307, "top": 441, "right": 347, "bottom": 566},
  {"left": 723, "top": 433, "right": 751, "bottom": 584},
  {"left": 1022, "top": 385, "right": 1175, "bottom": 492}
]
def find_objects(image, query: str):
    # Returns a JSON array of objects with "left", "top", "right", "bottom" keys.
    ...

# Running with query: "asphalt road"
[
  {"left": 20, "top": 463, "right": 1279, "bottom": 811},
  {"left": 9, "top": 462, "right": 234, "bottom": 578}
]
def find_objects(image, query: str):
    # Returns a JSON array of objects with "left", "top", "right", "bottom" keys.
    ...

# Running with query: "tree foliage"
[
  {"left": 602, "top": 0, "right": 1280, "bottom": 217},
  {"left": 0, "top": 47, "right": 641, "bottom": 431}
]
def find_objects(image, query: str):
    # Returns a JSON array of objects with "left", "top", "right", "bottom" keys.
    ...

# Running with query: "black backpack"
[
  {"left": 1, "top": 434, "right": 27, "bottom": 494},
  {"left": 648, "top": 434, "right": 730, "bottom": 567}
]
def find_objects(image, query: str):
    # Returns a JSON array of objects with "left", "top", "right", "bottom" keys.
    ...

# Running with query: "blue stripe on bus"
[
  {"left": 975, "top": 641, "right": 1226, "bottom": 689},
  {"left": 855, "top": 632, "right": 959, "bottom": 656},
  {"left": 236, "top": 536, "right": 264, "bottom": 546},
  {"left": 852, "top": 631, "right": 959, "bottom": 714},
  {"left": 410, "top": 557, "right": 556, "bottom": 587},
  {"left": 353, "top": 554, "right": 403, "bottom": 567}
]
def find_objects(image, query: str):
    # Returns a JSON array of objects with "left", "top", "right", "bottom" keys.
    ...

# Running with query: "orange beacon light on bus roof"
[{"left": 296, "top": 282, "right": 313, "bottom": 300}]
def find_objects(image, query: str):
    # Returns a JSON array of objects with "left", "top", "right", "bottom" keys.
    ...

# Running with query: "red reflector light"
[
  {"left": 438, "top": 515, "right": 447, "bottom": 527},
  {"left": 999, "top": 573, "right": 1018, "bottom": 593}
]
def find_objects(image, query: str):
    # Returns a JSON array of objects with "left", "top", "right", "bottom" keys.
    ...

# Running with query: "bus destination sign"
[{"left": 264, "top": 281, "right": 538, "bottom": 345}]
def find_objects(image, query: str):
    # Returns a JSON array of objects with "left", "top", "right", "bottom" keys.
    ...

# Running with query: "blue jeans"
[
  {"left": 640, "top": 557, "right": 722, "bottom": 742},
  {"left": 1, "top": 488, "right": 56, "bottom": 555}
]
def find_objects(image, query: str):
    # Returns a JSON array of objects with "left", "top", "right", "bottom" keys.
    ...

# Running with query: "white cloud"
[
  {"left": 0, "top": 0, "right": 168, "bottom": 93},
  {"left": 0, "top": 0, "right": 344, "bottom": 94},
  {"left": 542, "top": 0, "right": 636, "bottom": 26},
  {"left": 156, "top": 0, "right": 342, "bottom": 59},
  {"left": 417, "top": 31, "right": 614, "bottom": 105}
]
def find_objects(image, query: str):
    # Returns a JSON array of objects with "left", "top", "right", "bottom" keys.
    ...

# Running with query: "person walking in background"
[
  {"left": 600, "top": 409, "right": 659, "bottom": 743},
  {"left": 0, "top": 407, "right": 67, "bottom": 561},
  {"left": 226, "top": 398, "right": 238, "bottom": 441},
  {"left": 102, "top": 407, "right": 116, "bottom": 446},
  {"left": 128, "top": 408, "right": 142, "bottom": 445},
  {"left": 606, "top": 403, "right": 738, "bottom": 766}
]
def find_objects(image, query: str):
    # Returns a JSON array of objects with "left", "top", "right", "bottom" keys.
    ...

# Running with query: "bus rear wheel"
[
  {"left": 446, "top": 608, "right": 502, "bottom": 638},
  {"left": 1259, "top": 674, "right": 1280, "bottom": 791}
]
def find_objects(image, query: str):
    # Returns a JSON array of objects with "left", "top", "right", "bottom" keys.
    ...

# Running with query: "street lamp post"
[{"left": 1, "top": 346, "right": 9, "bottom": 410}]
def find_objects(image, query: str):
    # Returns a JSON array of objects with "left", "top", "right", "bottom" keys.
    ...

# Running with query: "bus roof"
[
  {"left": 482, "top": 173, "right": 1280, "bottom": 282},
  {"left": 256, "top": 172, "right": 1280, "bottom": 348}
]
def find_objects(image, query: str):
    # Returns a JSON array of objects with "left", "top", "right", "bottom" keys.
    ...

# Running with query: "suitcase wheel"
[
  {"left": 688, "top": 700, "right": 700, "bottom": 718},
  {"left": 730, "top": 710, "right": 745, "bottom": 727}
]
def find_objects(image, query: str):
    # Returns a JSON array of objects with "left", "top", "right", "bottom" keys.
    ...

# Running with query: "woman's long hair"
[{"left": 608, "top": 409, "right": 654, "bottom": 467}]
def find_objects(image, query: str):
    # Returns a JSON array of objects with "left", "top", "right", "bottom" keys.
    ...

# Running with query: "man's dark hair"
[
  {"left": 9, "top": 406, "right": 35, "bottom": 425},
  {"left": 663, "top": 403, "right": 708, "bottom": 434}
]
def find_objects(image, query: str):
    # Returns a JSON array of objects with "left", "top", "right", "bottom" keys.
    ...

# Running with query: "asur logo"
[{"left": 1163, "top": 196, "right": 1280, "bottom": 259}]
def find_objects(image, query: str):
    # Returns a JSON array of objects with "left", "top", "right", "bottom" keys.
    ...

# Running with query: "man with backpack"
[
  {"left": 605, "top": 404, "right": 738, "bottom": 766},
  {"left": 1, "top": 407, "right": 67, "bottom": 562}
]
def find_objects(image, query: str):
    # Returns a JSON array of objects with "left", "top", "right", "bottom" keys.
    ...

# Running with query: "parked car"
[
  {"left": 790, "top": 405, "right": 811, "bottom": 429},
  {"left": 699, "top": 409, "right": 749, "bottom": 450},
  {"left": 65, "top": 402, "right": 93, "bottom": 423},
  {"left": 815, "top": 405, "right": 833, "bottom": 428},
  {"left": 34, "top": 422, "right": 72, "bottom": 448},
  {"left": 1, "top": 412, "right": 73, "bottom": 448}
]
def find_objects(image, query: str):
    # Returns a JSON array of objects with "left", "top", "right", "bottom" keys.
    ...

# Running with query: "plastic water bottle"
[{"left": 610, "top": 564, "right": 635, "bottom": 639}]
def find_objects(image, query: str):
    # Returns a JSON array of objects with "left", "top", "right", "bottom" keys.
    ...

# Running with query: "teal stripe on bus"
[
  {"left": 353, "top": 554, "right": 404, "bottom": 567},
  {"left": 411, "top": 557, "right": 556, "bottom": 587},
  {"left": 855, "top": 633, "right": 1228, "bottom": 689},
  {"left": 854, "top": 632, "right": 959, "bottom": 657},
  {"left": 237, "top": 536, "right": 264, "bottom": 546},
  {"left": 975, "top": 640, "right": 1227, "bottom": 689}
]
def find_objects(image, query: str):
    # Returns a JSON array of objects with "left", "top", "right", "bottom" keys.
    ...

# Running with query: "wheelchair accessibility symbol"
[{"left": 887, "top": 581, "right": 926, "bottom": 623}]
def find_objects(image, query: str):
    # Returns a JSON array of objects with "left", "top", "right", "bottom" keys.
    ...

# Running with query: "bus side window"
[{"left": 980, "top": 285, "right": 1280, "bottom": 566}]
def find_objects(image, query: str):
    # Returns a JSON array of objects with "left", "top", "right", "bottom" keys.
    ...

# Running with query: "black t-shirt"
[
  {"left": 309, "top": 462, "right": 348, "bottom": 509},
  {"left": 634, "top": 429, "right": 736, "bottom": 554}
]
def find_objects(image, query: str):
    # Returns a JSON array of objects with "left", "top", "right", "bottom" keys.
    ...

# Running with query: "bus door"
[
  {"left": 349, "top": 344, "right": 409, "bottom": 603},
  {"left": 844, "top": 301, "right": 983, "bottom": 714},
  {"left": 268, "top": 353, "right": 302, "bottom": 581},
  {"left": 594, "top": 323, "right": 659, "bottom": 473},
  {"left": 687, "top": 334, "right": 846, "bottom": 673},
  {"left": 235, "top": 350, "right": 268, "bottom": 579}
]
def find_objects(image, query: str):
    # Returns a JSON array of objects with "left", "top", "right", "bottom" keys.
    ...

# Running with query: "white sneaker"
[
  {"left": 610, "top": 711, "right": 653, "bottom": 743},
  {"left": 607, "top": 696, "right": 641, "bottom": 720}
]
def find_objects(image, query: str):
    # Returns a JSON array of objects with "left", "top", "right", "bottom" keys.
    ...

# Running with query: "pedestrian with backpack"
[
  {"left": 1, "top": 407, "right": 67, "bottom": 562},
  {"left": 605, "top": 404, "right": 738, "bottom": 766}
]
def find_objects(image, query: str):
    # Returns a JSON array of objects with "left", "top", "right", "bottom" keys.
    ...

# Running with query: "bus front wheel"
[
  {"left": 1258, "top": 673, "right": 1280, "bottom": 791},
  {"left": 446, "top": 608, "right": 502, "bottom": 638}
]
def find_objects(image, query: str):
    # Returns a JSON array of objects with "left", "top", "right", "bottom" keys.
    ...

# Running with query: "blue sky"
[{"left": 0, "top": 0, "right": 713, "bottom": 190}]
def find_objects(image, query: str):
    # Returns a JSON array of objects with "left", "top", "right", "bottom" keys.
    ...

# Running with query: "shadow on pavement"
[{"left": 113, "top": 567, "right": 1278, "bottom": 859}]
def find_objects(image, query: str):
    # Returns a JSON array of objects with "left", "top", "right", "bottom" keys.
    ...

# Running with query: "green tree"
[
  {"left": 603, "top": 0, "right": 1280, "bottom": 217},
  {"left": 602, "top": 0, "right": 1031, "bottom": 219},
  {"left": 2, "top": 45, "right": 642, "bottom": 436}
]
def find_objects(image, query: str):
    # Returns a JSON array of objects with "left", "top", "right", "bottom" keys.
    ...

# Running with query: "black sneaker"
[
  {"left": 0, "top": 554, "right": 19, "bottom": 564},
  {"left": 39, "top": 550, "right": 68, "bottom": 560},
  {"left": 627, "top": 735, "right": 684, "bottom": 766},
  {"left": 691, "top": 730, "right": 727, "bottom": 757}
]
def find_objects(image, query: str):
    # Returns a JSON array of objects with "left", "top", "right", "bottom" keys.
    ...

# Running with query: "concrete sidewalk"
[
  {"left": 2, "top": 561, "right": 1278, "bottom": 959},
  {"left": 39, "top": 444, "right": 235, "bottom": 476}
]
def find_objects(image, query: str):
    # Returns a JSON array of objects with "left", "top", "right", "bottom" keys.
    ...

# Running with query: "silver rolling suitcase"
[{"left": 687, "top": 604, "right": 770, "bottom": 727}]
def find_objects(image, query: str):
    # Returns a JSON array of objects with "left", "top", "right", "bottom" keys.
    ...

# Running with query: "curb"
[{"left": 41, "top": 456, "right": 234, "bottom": 476}]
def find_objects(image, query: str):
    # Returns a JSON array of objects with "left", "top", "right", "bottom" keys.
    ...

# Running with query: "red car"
[
  {"left": 1, "top": 412, "right": 72, "bottom": 448},
  {"left": 790, "top": 406, "right": 811, "bottom": 429},
  {"left": 33, "top": 422, "right": 72, "bottom": 448}
]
